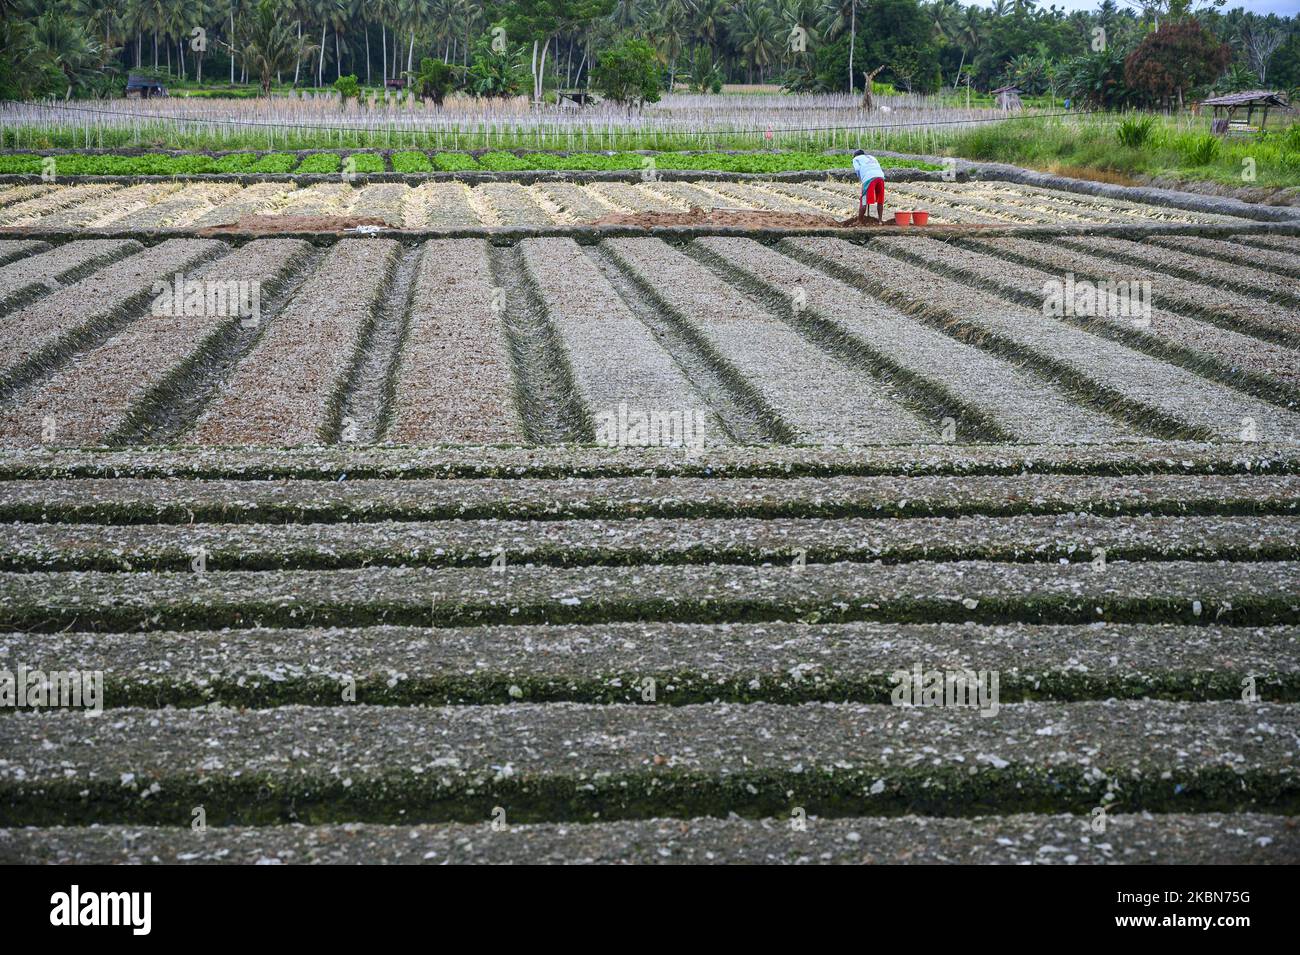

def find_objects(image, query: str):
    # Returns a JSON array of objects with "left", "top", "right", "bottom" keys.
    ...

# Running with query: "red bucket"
[
  {"left": 893, "top": 210, "right": 913, "bottom": 226},
  {"left": 912, "top": 210, "right": 930, "bottom": 226}
]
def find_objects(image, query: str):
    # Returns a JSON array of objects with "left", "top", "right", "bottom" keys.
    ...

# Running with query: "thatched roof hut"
[{"left": 1200, "top": 90, "right": 1290, "bottom": 133}]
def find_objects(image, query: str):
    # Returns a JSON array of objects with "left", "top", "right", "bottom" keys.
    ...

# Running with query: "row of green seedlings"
[{"left": 0, "top": 151, "right": 940, "bottom": 177}]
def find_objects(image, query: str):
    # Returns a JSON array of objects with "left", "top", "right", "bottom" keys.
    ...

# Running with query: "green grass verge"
[
  {"left": 933, "top": 113, "right": 1300, "bottom": 190},
  {"left": 0, "top": 149, "right": 940, "bottom": 177}
]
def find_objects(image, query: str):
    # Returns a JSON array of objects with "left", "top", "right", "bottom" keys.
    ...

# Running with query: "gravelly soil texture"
[{"left": 0, "top": 176, "right": 1297, "bottom": 865}]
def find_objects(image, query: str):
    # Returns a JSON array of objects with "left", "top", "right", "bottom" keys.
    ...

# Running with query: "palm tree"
[
  {"left": 455, "top": 0, "right": 483, "bottom": 68},
  {"left": 239, "top": 0, "right": 314, "bottom": 93},
  {"left": 728, "top": 0, "right": 782, "bottom": 84},
  {"left": 770, "top": 0, "right": 817, "bottom": 76},
  {"left": 651, "top": 0, "right": 691, "bottom": 89},
  {"left": 929, "top": 0, "right": 962, "bottom": 43},
  {"left": 1, "top": 19, "right": 49, "bottom": 97},
  {"left": 29, "top": 10, "right": 105, "bottom": 93},
  {"left": 952, "top": 4, "right": 985, "bottom": 87},
  {"left": 399, "top": 0, "right": 434, "bottom": 84},
  {"left": 71, "top": 0, "right": 122, "bottom": 64},
  {"left": 692, "top": 0, "right": 727, "bottom": 63},
  {"left": 134, "top": 0, "right": 166, "bottom": 70},
  {"left": 329, "top": 0, "right": 355, "bottom": 80},
  {"left": 818, "top": 0, "right": 859, "bottom": 92},
  {"left": 287, "top": 0, "right": 312, "bottom": 85},
  {"left": 608, "top": 0, "right": 641, "bottom": 31},
  {"left": 369, "top": 0, "right": 392, "bottom": 85},
  {"left": 316, "top": 0, "right": 344, "bottom": 86},
  {"left": 167, "top": 0, "right": 205, "bottom": 80},
  {"left": 190, "top": 0, "right": 214, "bottom": 82}
]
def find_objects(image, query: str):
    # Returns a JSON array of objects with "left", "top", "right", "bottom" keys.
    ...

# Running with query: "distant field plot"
[
  {"left": 0, "top": 178, "right": 1262, "bottom": 231},
  {"left": 0, "top": 221, "right": 1294, "bottom": 449}
]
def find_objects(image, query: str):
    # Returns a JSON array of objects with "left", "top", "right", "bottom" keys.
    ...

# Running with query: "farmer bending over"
[{"left": 852, "top": 149, "right": 885, "bottom": 224}]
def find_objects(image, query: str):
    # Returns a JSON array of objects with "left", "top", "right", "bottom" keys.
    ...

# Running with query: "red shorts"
[{"left": 860, "top": 177, "right": 884, "bottom": 206}]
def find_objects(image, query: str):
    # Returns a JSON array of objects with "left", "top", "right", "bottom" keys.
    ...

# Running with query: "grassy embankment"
[
  {"left": 914, "top": 112, "right": 1300, "bottom": 192},
  {"left": 0, "top": 150, "right": 940, "bottom": 175}
]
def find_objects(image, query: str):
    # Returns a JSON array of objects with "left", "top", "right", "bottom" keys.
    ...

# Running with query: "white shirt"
[{"left": 852, "top": 154, "right": 884, "bottom": 184}]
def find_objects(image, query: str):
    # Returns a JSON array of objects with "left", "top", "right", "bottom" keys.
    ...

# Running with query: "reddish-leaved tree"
[{"left": 1124, "top": 20, "right": 1230, "bottom": 110}]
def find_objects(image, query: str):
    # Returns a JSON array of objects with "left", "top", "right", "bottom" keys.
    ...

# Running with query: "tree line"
[{"left": 2, "top": 0, "right": 1298, "bottom": 107}]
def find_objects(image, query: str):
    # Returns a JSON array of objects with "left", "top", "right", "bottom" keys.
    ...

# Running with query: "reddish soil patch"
[
  {"left": 196, "top": 215, "right": 395, "bottom": 236},
  {"left": 591, "top": 207, "right": 881, "bottom": 229},
  {"left": 1046, "top": 164, "right": 1142, "bottom": 188}
]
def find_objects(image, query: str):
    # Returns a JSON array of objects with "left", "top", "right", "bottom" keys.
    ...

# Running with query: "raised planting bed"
[
  {"left": 870, "top": 234, "right": 1300, "bottom": 398},
  {"left": 3, "top": 472, "right": 1295, "bottom": 523},
  {"left": 972, "top": 236, "right": 1300, "bottom": 347},
  {"left": 5, "top": 513, "right": 1296, "bottom": 574},
  {"left": 0, "top": 183, "right": 121, "bottom": 226},
  {"left": 2, "top": 699, "right": 1294, "bottom": 824},
  {"left": 0, "top": 178, "right": 1280, "bottom": 234},
  {"left": 785, "top": 236, "right": 1300, "bottom": 443},
  {"left": 1, "top": 615, "right": 1295, "bottom": 705},
  {"left": 385, "top": 239, "right": 524, "bottom": 445},
  {"left": 188, "top": 183, "right": 295, "bottom": 228},
  {"left": 106, "top": 183, "right": 243, "bottom": 230},
  {"left": 2, "top": 440, "right": 1292, "bottom": 480},
  {"left": 1162, "top": 234, "right": 1300, "bottom": 279},
  {"left": 188, "top": 239, "right": 398, "bottom": 445},
  {"left": 4, "top": 814, "right": 1293, "bottom": 864},
  {"left": 348, "top": 183, "right": 410, "bottom": 227},
  {"left": 1061, "top": 235, "right": 1300, "bottom": 308},
  {"left": 3, "top": 559, "right": 1297, "bottom": 633},
  {"left": 604, "top": 237, "right": 933, "bottom": 445},
  {"left": 0, "top": 184, "right": 57, "bottom": 209},
  {"left": 692, "top": 236, "right": 1133, "bottom": 444},
  {"left": 520, "top": 237, "right": 724, "bottom": 444},
  {"left": 0, "top": 238, "right": 227, "bottom": 395},
  {"left": 34, "top": 182, "right": 186, "bottom": 229},
  {"left": 0, "top": 238, "right": 141, "bottom": 316},
  {"left": 402, "top": 182, "right": 478, "bottom": 229},
  {"left": 475, "top": 182, "right": 554, "bottom": 227},
  {"left": 0, "top": 239, "right": 313, "bottom": 447}
]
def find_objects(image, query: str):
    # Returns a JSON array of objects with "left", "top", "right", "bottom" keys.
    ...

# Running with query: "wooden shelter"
[
  {"left": 991, "top": 85, "right": 1022, "bottom": 111},
  {"left": 556, "top": 90, "right": 597, "bottom": 108},
  {"left": 1201, "top": 90, "right": 1291, "bottom": 135},
  {"left": 125, "top": 74, "right": 167, "bottom": 99}
]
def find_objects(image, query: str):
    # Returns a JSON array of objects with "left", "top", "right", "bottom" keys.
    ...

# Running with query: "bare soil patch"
[
  {"left": 196, "top": 215, "right": 395, "bottom": 236},
  {"left": 591, "top": 207, "right": 877, "bottom": 229}
]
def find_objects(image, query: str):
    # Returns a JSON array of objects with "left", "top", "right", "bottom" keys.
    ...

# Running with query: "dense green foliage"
[
  {"left": 391, "top": 150, "right": 435, "bottom": 172},
  {"left": 295, "top": 152, "right": 343, "bottom": 173},
  {"left": 0, "top": 149, "right": 940, "bottom": 176},
  {"left": 3, "top": 0, "right": 1297, "bottom": 105},
  {"left": 408, "top": 58, "right": 459, "bottom": 105},
  {"left": 333, "top": 74, "right": 362, "bottom": 108},
  {"left": 593, "top": 38, "right": 662, "bottom": 107}
]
